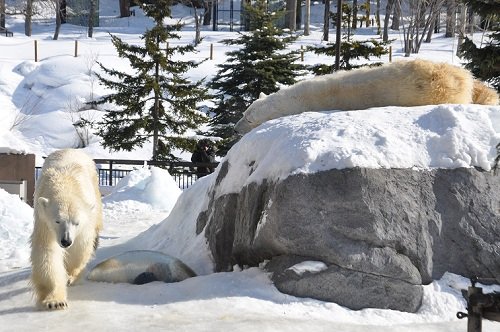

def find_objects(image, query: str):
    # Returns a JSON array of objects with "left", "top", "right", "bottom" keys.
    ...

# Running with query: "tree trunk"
[
  {"left": 403, "top": 0, "right": 445, "bottom": 55},
  {"left": 376, "top": 0, "right": 381, "bottom": 34},
  {"left": 203, "top": 0, "right": 212, "bottom": 25},
  {"left": 119, "top": 0, "right": 130, "bottom": 18},
  {"left": 445, "top": 0, "right": 456, "bottom": 37},
  {"left": 352, "top": 0, "right": 358, "bottom": 29},
  {"left": 53, "top": 0, "right": 61, "bottom": 40},
  {"left": 424, "top": 17, "right": 439, "bottom": 43},
  {"left": 323, "top": 0, "right": 330, "bottom": 41},
  {"left": 304, "top": 0, "right": 311, "bottom": 35},
  {"left": 466, "top": 4, "right": 473, "bottom": 34},
  {"left": 152, "top": 36, "right": 161, "bottom": 161},
  {"left": 383, "top": 0, "right": 395, "bottom": 41},
  {"left": 25, "top": 0, "right": 33, "bottom": 36},
  {"left": 335, "top": 0, "right": 342, "bottom": 71},
  {"left": 365, "top": 0, "right": 370, "bottom": 27},
  {"left": 391, "top": 0, "right": 400, "bottom": 30},
  {"left": 1, "top": 0, "right": 5, "bottom": 28},
  {"left": 456, "top": 3, "right": 466, "bottom": 55},
  {"left": 60, "top": 0, "right": 66, "bottom": 23},
  {"left": 88, "top": 0, "right": 96, "bottom": 38},
  {"left": 296, "top": 0, "right": 302, "bottom": 29},
  {"left": 193, "top": 3, "right": 201, "bottom": 46},
  {"left": 286, "top": 0, "right": 297, "bottom": 31}
]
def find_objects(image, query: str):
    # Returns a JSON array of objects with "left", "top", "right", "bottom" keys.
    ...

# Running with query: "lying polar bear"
[{"left": 234, "top": 59, "right": 499, "bottom": 134}]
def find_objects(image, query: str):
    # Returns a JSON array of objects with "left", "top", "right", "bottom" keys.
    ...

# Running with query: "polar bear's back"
[
  {"left": 42, "top": 149, "right": 96, "bottom": 172},
  {"left": 37, "top": 149, "right": 101, "bottom": 211}
]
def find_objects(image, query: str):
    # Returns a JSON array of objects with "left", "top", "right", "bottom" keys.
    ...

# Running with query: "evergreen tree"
[
  {"left": 458, "top": 0, "right": 499, "bottom": 92},
  {"left": 96, "top": 0, "right": 208, "bottom": 161},
  {"left": 207, "top": 0, "right": 305, "bottom": 155},
  {"left": 310, "top": 3, "right": 391, "bottom": 74}
]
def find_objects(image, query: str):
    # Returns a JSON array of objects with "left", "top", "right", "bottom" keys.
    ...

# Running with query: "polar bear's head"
[{"left": 37, "top": 195, "right": 95, "bottom": 249}]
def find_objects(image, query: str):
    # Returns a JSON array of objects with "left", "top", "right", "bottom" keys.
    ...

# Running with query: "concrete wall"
[{"left": 0, "top": 153, "right": 35, "bottom": 206}]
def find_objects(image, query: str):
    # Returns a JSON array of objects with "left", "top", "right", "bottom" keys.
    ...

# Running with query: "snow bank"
[
  {"left": 0, "top": 189, "right": 33, "bottom": 272},
  {"left": 128, "top": 175, "right": 214, "bottom": 274},
  {"left": 10, "top": 57, "right": 106, "bottom": 152},
  {"left": 103, "top": 166, "right": 182, "bottom": 212}
]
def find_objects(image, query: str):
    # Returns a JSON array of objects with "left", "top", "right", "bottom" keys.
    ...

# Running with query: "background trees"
[
  {"left": 398, "top": 0, "right": 445, "bottom": 56},
  {"left": 311, "top": 2, "right": 391, "bottom": 73},
  {"left": 206, "top": 0, "right": 305, "bottom": 155},
  {"left": 96, "top": 0, "right": 208, "bottom": 161},
  {"left": 459, "top": 0, "right": 500, "bottom": 92}
]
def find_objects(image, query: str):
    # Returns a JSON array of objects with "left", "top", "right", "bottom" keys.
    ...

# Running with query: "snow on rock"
[
  {"left": 217, "top": 104, "right": 500, "bottom": 197},
  {"left": 0, "top": 189, "right": 33, "bottom": 272},
  {"left": 132, "top": 104, "right": 500, "bottom": 277},
  {"left": 287, "top": 261, "right": 328, "bottom": 276}
]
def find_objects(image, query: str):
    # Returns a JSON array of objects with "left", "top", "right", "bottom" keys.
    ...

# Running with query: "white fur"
[
  {"left": 235, "top": 59, "right": 499, "bottom": 134},
  {"left": 30, "top": 149, "right": 103, "bottom": 310}
]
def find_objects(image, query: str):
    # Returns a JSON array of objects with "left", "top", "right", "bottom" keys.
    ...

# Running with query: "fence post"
[
  {"left": 108, "top": 160, "right": 113, "bottom": 186},
  {"left": 74, "top": 40, "right": 78, "bottom": 57},
  {"left": 210, "top": 43, "right": 213, "bottom": 60},
  {"left": 300, "top": 45, "right": 304, "bottom": 62},
  {"left": 34, "top": 40, "right": 38, "bottom": 62},
  {"left": 389, "top": 46, "right": 392, "bottom": 62}
]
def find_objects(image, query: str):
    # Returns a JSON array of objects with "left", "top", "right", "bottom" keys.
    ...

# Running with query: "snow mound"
[
  {"left": 0, "top": 189, "right": 33, "bottom": 272},
  {"left": 103, "top": 166, "right": 182, "bottom": 212}
]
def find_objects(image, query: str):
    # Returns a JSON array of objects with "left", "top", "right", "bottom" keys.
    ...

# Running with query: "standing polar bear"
[
  {"left": 31, "top": 149, "right": 103, "bottom": 310},
  {"left": 235, "top": 59, "right": 499, "bottom": 134}
]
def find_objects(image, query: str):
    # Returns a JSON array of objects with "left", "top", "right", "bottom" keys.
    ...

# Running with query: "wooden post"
[
  {"left": 467, "top": 286, "right": 482, "bottom": 332},
  {"left": 34, "top": 40, "right": 38, "bottom": 62},
  {"left": 74, "top": 40, "right": 78, "bottom": 57},
  {"left": 300, "top": 45, "right": 304, "bottom": 62},
  {"left": 210, "top": 43, "right": 213, "bottom": 60},
  {"left": 108, "top": 161, "right": 113, "bottom": 186},
  {"left": 389, "top": 45, "right": 392, "bottom": 62}
]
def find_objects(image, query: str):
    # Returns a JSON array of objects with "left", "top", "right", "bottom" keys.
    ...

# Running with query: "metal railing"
[{"left": 36, "top": 159, "right": 219, "bottom": 189}]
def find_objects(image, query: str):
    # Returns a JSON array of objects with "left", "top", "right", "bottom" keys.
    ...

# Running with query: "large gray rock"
[{"left": 196, "top": 163, "right": 500, "bottom": 312}]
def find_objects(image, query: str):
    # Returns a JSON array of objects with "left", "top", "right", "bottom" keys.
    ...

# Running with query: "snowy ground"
[
  {"left": 1, "top": 164, "right": 500, "bottom": 332},
  {"left": 1, "top": 0, "right": 500, "bottom": 330}
]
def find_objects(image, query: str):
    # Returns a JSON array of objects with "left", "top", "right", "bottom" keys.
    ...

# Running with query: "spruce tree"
[
  {"left": 458, "top": 0, "right": 499, "bottom": 92},
  {"left": 96, "top": 0, "right": 208, "bottom": 161},
  {"left": 310, "top": 3, "right": 391, "bottom": 74},
  {"left": 207, "top": 0, "right": 305, "bottom": 155}
]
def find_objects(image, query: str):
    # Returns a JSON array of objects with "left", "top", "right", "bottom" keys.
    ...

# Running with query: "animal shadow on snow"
[{"left": 0, "top": 268, "right": 37, "bottom": 315}]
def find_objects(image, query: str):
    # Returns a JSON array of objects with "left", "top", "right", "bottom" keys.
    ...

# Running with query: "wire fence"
[
  {"left": 0, "top": 36, "right": 312, "bottom": 64},
  {"left": 0, "top": 38, "right": 230, "bottom": 63}
]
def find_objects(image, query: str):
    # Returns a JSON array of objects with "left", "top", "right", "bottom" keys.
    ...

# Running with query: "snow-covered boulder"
[{"left": 194, "top": 105, "right": 500, "bottom": 312}]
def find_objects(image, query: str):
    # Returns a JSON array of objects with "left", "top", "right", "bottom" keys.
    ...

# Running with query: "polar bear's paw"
[{"left": 40, "top": 298, "right": 68, "bottom": 310}]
